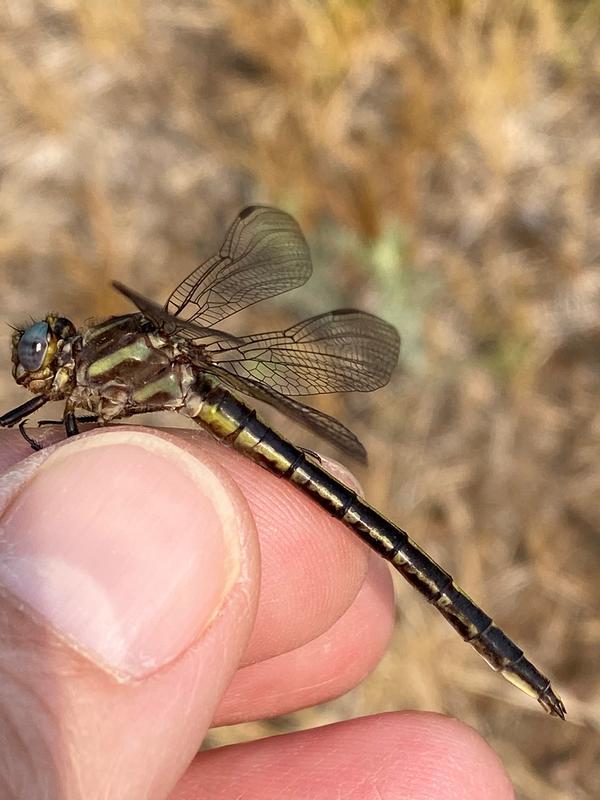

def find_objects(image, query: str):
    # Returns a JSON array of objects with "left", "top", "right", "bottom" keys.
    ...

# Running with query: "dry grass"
[{"left": 1, "top": 1, "right": 599, "bottom": 797}]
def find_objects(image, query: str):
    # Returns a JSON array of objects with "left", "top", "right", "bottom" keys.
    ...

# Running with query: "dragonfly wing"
[
  {"left": 166, "top": 206, "right": 312, "bottom": 326},
  {"left": 112, "top": 282, "right": 240, "bottom": 342},
  {"left": 206, "top": 309, "right": 400, "bottom": 395},
  {"left": 204, "top": 365, "right": 367, "bottom": 463}
]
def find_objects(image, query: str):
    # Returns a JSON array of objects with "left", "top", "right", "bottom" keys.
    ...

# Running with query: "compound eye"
[{"left": 17, "top": 321, "right": 50, "bottom": 372}]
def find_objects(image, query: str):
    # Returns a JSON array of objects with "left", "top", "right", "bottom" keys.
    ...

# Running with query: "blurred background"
[{"left": 0, "top": 1, "right": 598, "bottom": 797}]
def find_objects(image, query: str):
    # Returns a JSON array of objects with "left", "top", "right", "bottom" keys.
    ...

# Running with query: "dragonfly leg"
[
  {"left": 15, "top": 411, "right": 92, "bottom": 452},
  {"left": 1, "top": 397, "right": 49, "bottom": 451},
  {"left": 64, "top": 412, "right": 80, "bottom": 438},
  {"left": 0, "top": 395, "right": 49, "bottom": 429},
  {"left": 37, "top": 415, "right": 98, "bottom": 428},
  {"left": 19, "top": 411, "right": 88, "bottom": 450},
  {"left": 18, "top": 421, "right": 43, "bottom": 451}
]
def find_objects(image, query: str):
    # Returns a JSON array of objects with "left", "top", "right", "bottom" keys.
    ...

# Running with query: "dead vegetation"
[{"left": 0, "top": 1, "right": 598, "bottom": 797}]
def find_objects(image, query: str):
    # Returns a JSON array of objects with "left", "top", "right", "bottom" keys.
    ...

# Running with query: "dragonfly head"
[{"left": 11, "top": 315, "right": 77, "bottom": 395}]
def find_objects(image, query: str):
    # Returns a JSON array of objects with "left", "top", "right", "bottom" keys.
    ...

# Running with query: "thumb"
[{"left": 0, "top": 428, "right": 260, "bottom": 800}]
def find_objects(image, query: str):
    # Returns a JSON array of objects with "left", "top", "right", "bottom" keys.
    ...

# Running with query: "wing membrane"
[
  {"left": 205, "top": 365, "right": 367, "bottom": 463},
  {"left": 166, "top": 206, "right": 312, "bottom": 326},
  {"left": 206, "top": 309, "right": 400, "bottom": 395}
]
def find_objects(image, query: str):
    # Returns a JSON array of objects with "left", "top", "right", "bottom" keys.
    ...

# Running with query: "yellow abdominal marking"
[
  {"left": 233, "top": 425, "right": 263, "bottom": 450},
  {"left": 195, "top": 398, "right": 240, "bottom": 437},
  {"left": 502, "top": 668, "right": 540, "bottom": 699}
]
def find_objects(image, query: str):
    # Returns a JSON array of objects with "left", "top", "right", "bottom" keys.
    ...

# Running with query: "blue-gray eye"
[{"left": 17, "top": 322, "right": 50, "bottom": 372}]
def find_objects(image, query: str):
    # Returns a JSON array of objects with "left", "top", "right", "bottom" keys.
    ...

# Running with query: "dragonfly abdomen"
[{"left": 187, "top": 378, "right": 565, "bottom": 719}]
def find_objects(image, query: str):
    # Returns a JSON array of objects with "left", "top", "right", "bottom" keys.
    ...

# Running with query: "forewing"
[
  {"left": 206, "top": 309, "right": 400, "bottom": 395},
  {"left": 166, "top": 206, "right": 312, "bottom": 326},
  {"left": 205, "top": 365, "right": 367, "bottom": 463}
]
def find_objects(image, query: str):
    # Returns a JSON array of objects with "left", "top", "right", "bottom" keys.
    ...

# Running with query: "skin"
[{"left": 0, "top": 425, "right": 514, "bottom": 800}]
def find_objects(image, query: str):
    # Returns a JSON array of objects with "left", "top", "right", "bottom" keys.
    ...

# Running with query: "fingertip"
[
  {"left": 314, "top": 453, "right": 364, "bottom": 494},
  {"left": 175, "top": 711, "right": 514, "bottom": 800},
  {"left": 381, "top": 712, "right": 514, "bottom": 800}
]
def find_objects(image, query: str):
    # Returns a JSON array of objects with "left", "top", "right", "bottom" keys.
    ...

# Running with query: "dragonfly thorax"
[{"left": 11, "top": 314, "right": 77, "bottom": 397}]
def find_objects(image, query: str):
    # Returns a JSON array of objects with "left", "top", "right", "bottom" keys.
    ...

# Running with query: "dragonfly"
[{"left": 0, "top": 205, "right": 565, "bottom": 719}]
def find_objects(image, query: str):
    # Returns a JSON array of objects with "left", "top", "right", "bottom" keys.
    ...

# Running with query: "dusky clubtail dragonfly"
[{"left": 0, "top": 206, "right": 565, "bottom": 719}]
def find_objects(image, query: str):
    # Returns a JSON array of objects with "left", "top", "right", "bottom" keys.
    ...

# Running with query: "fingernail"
[
  {"left": 0, "top": 430, "right": 241, "bottom": 678},
  {"left": 318, "top": 455, "right": 363, "bottom": 495}
]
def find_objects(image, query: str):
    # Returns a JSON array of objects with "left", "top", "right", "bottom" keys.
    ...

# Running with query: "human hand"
[{"left": 0, "top": 426, "right": 514, "bottom": 799}]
